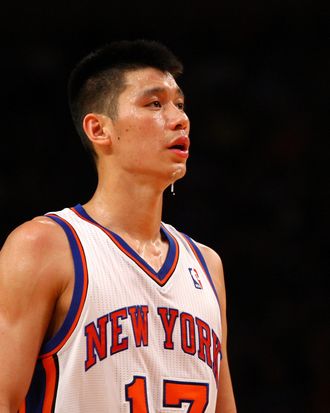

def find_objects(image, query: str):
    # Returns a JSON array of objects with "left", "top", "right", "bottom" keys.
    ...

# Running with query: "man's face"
[{"left": 109, "top": 67, "right": 190, "bottom": 189}]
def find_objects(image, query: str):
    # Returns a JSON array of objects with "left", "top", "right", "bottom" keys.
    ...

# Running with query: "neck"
[{"left": 83, "top": 175, "right": 165, "bottom": 242}]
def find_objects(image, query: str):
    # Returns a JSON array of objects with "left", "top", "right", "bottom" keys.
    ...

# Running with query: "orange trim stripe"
[
  {"left": 42, "top": 356, "right": 58, "bottom": 413},
  {"left": 178, "top": 233, "right": 208, "bottom": 278},
  {"left": 160, "top": 225, "right": 179, "bottom": 281},
  {"left": 189, "top": 241, "right": 205, "bottom": 272},
  {"left": 178, "top": 232, "right": 221, "bottom": 309},
  {"left": 72, "top": 208, "right": 179, "bottom": 286},
  {"left": 18, "top": 400, "right": 26, "bottom": 413},
  {"left": 40, "top": 214, "right": 88, "bottom": 358}
]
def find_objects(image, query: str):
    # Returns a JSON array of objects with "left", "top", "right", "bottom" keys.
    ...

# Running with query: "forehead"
[{"left": 122, "top": 67, "right": 182, "bottom": 97}]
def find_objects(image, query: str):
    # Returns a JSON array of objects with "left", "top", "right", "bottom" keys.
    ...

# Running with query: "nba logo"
[{"left": 189, "top": 267, "right": 203, "bottom": 289}]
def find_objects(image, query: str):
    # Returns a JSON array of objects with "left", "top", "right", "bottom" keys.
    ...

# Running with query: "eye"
[
  {"left": 148, "top": 100, "right": 162, "bottom": 108},
  {"left": 176, "top": 102, "right": 185, "bottom": 110}
]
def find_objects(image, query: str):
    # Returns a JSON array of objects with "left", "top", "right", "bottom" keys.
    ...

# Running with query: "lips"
[{"left": 168, "top": 136, "right": 190, "bottom": 158}]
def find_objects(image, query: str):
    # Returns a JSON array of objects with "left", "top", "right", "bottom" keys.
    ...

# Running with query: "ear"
[{"left": 82, "top": 113, "right": 113, "bottom": 152}]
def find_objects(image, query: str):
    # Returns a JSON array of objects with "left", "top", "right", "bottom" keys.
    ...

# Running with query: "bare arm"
[
  {"left": 0, "top": 218, "right": 71, "bottom": 412},
  {"left": 198, "top": 243, "right": 237, "bottom": 413}
]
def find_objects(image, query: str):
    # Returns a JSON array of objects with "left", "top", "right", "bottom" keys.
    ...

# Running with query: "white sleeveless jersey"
[{"left": 20, "top": 204, "right": 222, "bottom": 413}]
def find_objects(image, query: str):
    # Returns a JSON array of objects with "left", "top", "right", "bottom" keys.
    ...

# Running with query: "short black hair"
[{"left": 68, "top": 39, "right": 184, "bottom": 160}]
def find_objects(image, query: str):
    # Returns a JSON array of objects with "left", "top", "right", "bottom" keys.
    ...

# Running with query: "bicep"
[
  {"left": 199, "top": 245, "right": 228, "bottom": 344},
  {"left": 198, "top": 244, "right": 237, "bottom": 412},
  {"left": 0, "top": 223, "right": 61, "bottom": 409}
]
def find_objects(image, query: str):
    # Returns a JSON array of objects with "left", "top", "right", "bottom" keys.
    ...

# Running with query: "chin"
[{"left": 171, "top": 164, "right": 186, "bottom": 181}]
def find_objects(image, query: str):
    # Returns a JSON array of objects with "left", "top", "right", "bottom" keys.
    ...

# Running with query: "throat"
[{"left": 126, "top": 234, "right": 169, "bottom": 272}]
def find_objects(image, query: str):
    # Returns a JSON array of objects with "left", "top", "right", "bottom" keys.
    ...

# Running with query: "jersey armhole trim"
[
  {"left": 39, "top": 214, "right": 89, "bottom": 357},
  {"left": 180, "top": 233, "right": 220, "bottom": 308}
]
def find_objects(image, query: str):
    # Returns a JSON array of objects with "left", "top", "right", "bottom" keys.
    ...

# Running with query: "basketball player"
[{"left": 0, "top": 40, "right": 237, "bottom": 412}]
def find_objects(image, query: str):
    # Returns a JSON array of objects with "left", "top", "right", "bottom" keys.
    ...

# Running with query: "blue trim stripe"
[
  {"left": 182, "top": 233, "right": 220, "bottom": 307},
  {"left": 73, "top": 204, "right": 178, "bottom": 283},
  {"left": 24, "top": 355, "right": 60, "bottom": 413},
  {"left": 40, "top": 214, "right": 87, "bottom": 355},
  {"left": 25, "top": 359, "right": 46, "bottom": 413},
  {"left": 101, "top": 225, "right": 176, "bottom": 281}
]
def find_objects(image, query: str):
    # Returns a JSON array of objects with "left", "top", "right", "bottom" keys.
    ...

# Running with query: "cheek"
[
  {"left": 139, "top": 112, "right": 165, "bottom": 131},
  {"left": 123, "top": 113, "right": 165, "bottom": 143}
]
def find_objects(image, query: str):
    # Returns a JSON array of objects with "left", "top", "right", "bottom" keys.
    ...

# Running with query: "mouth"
[{"left": 168, "top": 136, "right": 190, "bottom": 158}]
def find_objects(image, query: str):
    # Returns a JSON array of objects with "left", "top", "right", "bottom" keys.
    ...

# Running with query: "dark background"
[{"left": 1, "top": 1, "right": 328, "bottom": 412}]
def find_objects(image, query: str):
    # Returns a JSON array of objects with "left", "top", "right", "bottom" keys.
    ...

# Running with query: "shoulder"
[
  {"left": 166, "top": 224, "right": 226, "bottom": 288},
  {"left": 196, "top": 242, "right": 226, "bottom": 304},
  {"left": 197, "top": 242, "right": 224, "bottom": 274},
  {"left": 1, "top": 216, "right": 68, "bottom": 259},
  {"left": 196, "top": 242, "right": 224, "bottom": 282},
  {"left": 0, "top": 216, "right": 71, "bottom": 293}
]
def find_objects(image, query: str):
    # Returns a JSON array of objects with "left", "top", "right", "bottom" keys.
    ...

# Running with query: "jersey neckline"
[{"left": 71, "top": 204, "right": 179, "bottom": 286}]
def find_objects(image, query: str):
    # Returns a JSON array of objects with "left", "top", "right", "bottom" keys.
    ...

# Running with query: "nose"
[{"left": 167, "top": 103, "right": 190, "bottom": 132}]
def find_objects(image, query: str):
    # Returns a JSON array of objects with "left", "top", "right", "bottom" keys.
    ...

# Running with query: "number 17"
[{"left": 126, "top": 376, "right": 209, "bottom": 412}]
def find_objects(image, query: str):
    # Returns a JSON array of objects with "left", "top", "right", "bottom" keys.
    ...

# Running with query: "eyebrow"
[{"left": 139, "top": 86, "right": 185, "bottom": 99}]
